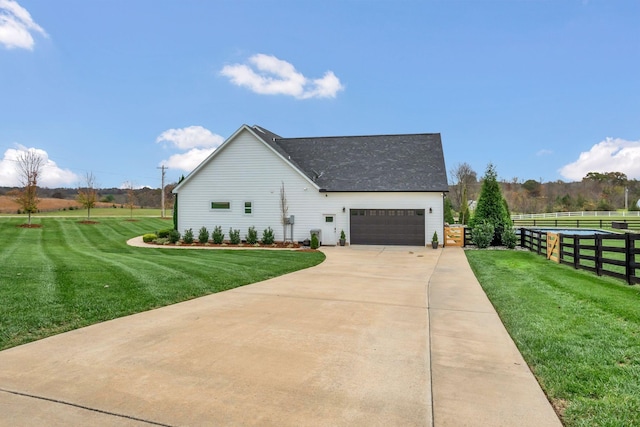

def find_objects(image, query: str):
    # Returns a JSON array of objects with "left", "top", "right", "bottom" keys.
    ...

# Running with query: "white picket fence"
[{"left": 511, "top": 211, "right": 640, "bottom": 220}]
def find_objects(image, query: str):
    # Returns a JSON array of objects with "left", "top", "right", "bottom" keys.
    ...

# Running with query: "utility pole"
[
  {"left": 158, "top": 165, "right": 167, "bottom": 218},
  {"left": 625, "top": 187, "right": 629, "bottom": 211}
]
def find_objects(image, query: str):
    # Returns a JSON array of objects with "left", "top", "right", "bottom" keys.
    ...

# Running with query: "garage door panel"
[{"left": 350, "top": 209, "right": 425, "bottom": 245}]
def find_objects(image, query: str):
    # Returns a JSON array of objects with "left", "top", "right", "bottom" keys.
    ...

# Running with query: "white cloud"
[
  {"left": 536, "top": 149, "right": 553, "bottom": 156},
  {"left": 0, "top": 145, "right": 79, "bottom": 187},
  {"left": 156, "top": 125, "right": 222, "bottom": 172},
  {"left": 161, "top": 148, "right": 215, "bottom": 172},
  {"left": 0, "top": 0, "right": 48, "bottom": 50},
  {"left": 559, "top": 138, "right": 640, "bottom": 181},
  {"left": 156, "top": 125, "right": 224, "bottom": 150},
  {"left": 221, "top": 54, "right": 344, "bottom": 99}
]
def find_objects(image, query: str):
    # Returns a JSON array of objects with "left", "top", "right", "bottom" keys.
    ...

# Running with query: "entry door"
[{"left": 321, "top": 214, "right": 336, "bottom": 245}]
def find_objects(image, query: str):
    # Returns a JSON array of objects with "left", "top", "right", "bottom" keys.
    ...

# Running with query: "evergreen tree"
[
  {"left": 459, "top": 186, "right": 470, "bottom": 225},
  {"left": 470, "top": 163, "right": 511, "bottom": 244},
  {"left": 173, "top": 175, "right": 185, "bottom": 230},
  {"left": 444, "top": 197, "right": 455, "bottom": 224}
]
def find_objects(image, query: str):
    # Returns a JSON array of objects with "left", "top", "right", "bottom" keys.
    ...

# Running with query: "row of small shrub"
[{"left": 149, "top": 226, "right": 276, "bottom": 245}]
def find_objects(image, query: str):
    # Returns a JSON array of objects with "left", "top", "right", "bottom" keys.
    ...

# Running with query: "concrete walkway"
[{"left": 0, "top": 246, "right": 561, "bottom": 426}]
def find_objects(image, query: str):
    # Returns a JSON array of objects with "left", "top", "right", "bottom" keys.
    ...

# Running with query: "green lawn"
[
  {"left": 466, "top": 249, "right": 640, "bottom": 427},
  {"left": 0, "top": 217, "right": 325, "bottom": 351}
]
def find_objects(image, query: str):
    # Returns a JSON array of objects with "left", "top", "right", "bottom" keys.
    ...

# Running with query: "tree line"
[
  {"left": 2, "top": 150, "right": 176, "bottom": 221},
  {"left": 448, "top": 163, "right": 640, "bottom": 218}
]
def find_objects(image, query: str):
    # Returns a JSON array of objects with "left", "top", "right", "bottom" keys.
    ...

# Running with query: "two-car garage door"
[{"left": 350, "top": 209, "right": 425, "bottom": 245}]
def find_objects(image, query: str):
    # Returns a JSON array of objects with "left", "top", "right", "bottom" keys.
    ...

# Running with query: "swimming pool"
[{"left": 527, "top": 228, "right": 615, "bottom": 236}]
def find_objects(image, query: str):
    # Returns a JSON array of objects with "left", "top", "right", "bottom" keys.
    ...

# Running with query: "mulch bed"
[
  {"left": 146, "top": 241, "right": 312, "bottom": 250},
  {"left": 78, "top": 220, "right": 100, "bottom": 225},
  {"left": 17, "top": 224, "right": 42, "bottom": 228}
]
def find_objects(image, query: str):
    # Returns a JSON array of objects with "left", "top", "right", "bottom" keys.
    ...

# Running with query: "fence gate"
[
  {"left": 546, "top": 232, "right": 560, "bottom": 263},
  {"left": 444, "top": 226, "right": 464, "bottom": 247}
]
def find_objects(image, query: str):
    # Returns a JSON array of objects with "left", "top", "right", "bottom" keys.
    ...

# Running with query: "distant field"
[
  {"left": 35, "top": 207, "right": 165, "bottom": 217},
  {"left": 0, "top": 196, "right": 163, "bottom": 217}
]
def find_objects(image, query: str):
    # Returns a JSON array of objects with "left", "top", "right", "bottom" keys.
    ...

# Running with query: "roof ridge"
[{"left": 279, "top": 132, "right": 441, "bottom": 141}]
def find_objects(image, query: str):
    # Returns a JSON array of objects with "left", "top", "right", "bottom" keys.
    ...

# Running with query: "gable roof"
[
  {"left": 174, "top": 124, "right": 448, "bottom": 194},
  {"left": 252, "top": 125, "right": 448, "bottom": 192}
]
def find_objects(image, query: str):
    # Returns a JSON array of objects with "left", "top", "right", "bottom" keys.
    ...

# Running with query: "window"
[
  {"left": 244, "top": 201, "right": 252, "bottom": 214},
  {"left": 325, "top": 216, "right": 334, "bottom": 223},
  {"left": 210, "top": 201, "right": 230, "bottom": 210}
]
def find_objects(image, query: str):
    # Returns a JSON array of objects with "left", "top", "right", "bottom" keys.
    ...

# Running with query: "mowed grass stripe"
[{"left": 0, "top": 217, "right": 325, "bottom": 350}]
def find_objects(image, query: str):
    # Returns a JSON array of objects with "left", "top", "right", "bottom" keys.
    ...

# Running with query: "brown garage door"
[{"left": 350, "top": 209, "right": 425, "bottom": 245}]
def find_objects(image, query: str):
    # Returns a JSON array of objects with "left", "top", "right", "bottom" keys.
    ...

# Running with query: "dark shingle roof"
[{"left": 251, "top": 125, "right": 448, "bottom": 192}]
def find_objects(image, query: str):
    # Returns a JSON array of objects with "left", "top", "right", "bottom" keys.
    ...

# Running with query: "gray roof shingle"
[{"left": 251, "top": 125, "right": 448, "bottom": 192}]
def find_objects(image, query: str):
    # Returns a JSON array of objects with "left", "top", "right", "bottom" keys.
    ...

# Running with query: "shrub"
[
  {"left": 168, "top": 229, "right": 180, "bottom": 244},
  {"left": 261, "top": 227, "right": 275, "bottom": 245},
  {"left": 142, "top": 233, "right": 157, "bottom": 243},
  {"left": 198, "top": 226, "right": 210, "bottom": 243},
  {"left": 472, "top": 221, "right": 494, "bottom": 249},
  {"left": 183, "top": 228, "right": 194, "bottom": 244},
  {"left": 157, "top": 228, "right": 173, "bottom": 238},
  {"left": 155, "top": 237, "right": 169, "bottom": 245},
  {"left": 469, "top": 163, "right": 510, "bottom": 243},
  {"left": 229, "top": 228, "right": 241, "bottom": 245},
  {"left": 212, "top": 226, "right": 224, "bottom": 244},
  {"left": 246, "top": 226, "right": 258, "bottom": 244},
  {"left": 310, "top": 234, "right": 319, "bottom": 249},
  {"left": 501, "top": 227, "right": 517, "bottom": 249}
]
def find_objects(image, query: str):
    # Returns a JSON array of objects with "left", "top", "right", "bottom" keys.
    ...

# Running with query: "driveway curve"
[
  {"left": 0, "top": 246, "right": 560, "bottom": 426},
  {"left": 0, "top": 246, "right": 435, "bottom": 426}
]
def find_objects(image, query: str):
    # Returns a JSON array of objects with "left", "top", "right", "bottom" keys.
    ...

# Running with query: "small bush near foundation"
[
  {"left": 143, "top": 233, "right": 157, "bottom": 243},
  {"left": 246, "top": 226, "right": 258, "bottom": 244},
  {"left": 212, "top": 226, "right": 224, "bottom": 244},
  {"left": 169, "top": 229, "right": 180, "bottom": 244},
  {"left": 198, "top": 226, "right": 210, "bottom": 243},
  {"left": 311, "top": 234, "right": 319, "bottom": 249},
  {"left": 183, "top": 228, "right": 194, "bottom": 244},
  {"left": 229, "top": 228, "right": 241, "bottom": 244},
  {"left": 261, "top": 227, "right": 275, "bottom": 245},
  {"left": 157, "top": 228, "right": 173, "bottom": 238}
]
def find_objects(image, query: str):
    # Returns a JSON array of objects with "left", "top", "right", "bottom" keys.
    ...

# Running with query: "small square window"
[
  {"left": 325, "top": 216, "right": 334, "bottom": 223},
  {"left": 244, "top": 201, "right": 252, "bottom": 214}
]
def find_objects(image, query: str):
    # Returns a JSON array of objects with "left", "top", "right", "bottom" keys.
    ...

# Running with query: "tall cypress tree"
[{"left": 470, "top": 163, "right": 510, "bottom": 243}]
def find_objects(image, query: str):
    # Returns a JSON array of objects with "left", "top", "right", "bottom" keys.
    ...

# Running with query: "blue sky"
[{"left": 1, "top": 0, "right": 638, "bottom": 189}]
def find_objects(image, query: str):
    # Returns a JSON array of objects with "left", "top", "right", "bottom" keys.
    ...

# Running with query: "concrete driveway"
[{"left": 0, "top": 246, "right": 561, "bottom": 426}]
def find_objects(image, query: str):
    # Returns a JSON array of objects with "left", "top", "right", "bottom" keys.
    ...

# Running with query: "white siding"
[{"left": 176, "top": 129, "right": 445, "bottom": 245}]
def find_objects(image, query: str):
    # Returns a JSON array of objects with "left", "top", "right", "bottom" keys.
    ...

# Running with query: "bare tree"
[
  {"left": 280, "top": 181, "right": 289, "bottom": 242},
  {"left": 14, "top": 149, "right": 45, "bottom": 225},
  {"left": 77, "top": 172, "right": 98, "bottom": 220},
  {"left": 449, "top": 162, "right": 477, "bottom": 210},
  {"left": 123, "top": 181, "right": 137, "bottom": 218}
]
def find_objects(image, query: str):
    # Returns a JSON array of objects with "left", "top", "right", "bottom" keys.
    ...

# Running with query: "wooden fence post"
[
  {"left": 595, "top": 234, "right": 602, "bottom": 277},
  {"left": 573, "top": 236, "right": 579, "bottom": 269},
  {"left": 625, "top": 232, "right": 633, "bottom": 285}
]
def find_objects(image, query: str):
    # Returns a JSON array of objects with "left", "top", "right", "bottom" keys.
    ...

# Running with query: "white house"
[{"left": 172, "top": 124, "right": 448, "bottom": 246}]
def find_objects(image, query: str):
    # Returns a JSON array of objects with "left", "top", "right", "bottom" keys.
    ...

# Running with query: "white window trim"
[
  {"left": 209, "top": 201, "right": 231, "bottom": 211},
  {"left": 243, "top": 201, "right": 253, "bottom": 215}
]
